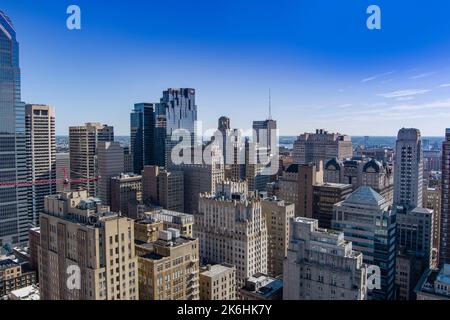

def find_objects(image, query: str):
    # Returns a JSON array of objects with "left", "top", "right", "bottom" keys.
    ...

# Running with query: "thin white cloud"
[
  {"left": 409, "top": 72, "right": 436, "bottom": 80},
  {"left": 377, "top": 89, "right": 430, "bottom": 99},
  {"left": 440, "top": 83, "right": 450, "bottom": 88},
  {"left": 390, "top": 98, "right": 450, "bottom": 111},
  {"left": 361, "top": 71, "right": 394, "bottom": 83},
  {"left": 337, "top": 103, "right": 352, "bottom": 108}
]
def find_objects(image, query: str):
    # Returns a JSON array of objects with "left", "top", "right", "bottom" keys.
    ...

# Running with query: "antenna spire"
[{"left": 268, "top": 88, "right": 272, "bottom": 120}]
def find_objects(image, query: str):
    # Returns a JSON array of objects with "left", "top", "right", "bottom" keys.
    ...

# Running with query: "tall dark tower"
[{"left": 0, "top": 11, "right": 28, "bottom": 246}]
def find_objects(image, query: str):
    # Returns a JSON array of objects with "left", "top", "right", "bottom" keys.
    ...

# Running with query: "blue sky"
[{"left": 2, "top": 0, "right": 450, "bottom": 136}]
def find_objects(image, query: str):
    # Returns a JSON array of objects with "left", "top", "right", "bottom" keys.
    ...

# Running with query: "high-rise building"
[
  {"left": 0, "top": 257, "right": 36, "bottom": 298},
  {"left": 195, "top": 181, "right": 268, "bottom": 288},
  {"left": 394, "top": 128, "right": 423, "bottom": 208},
  {"left": 395, "top": 249, "right": 426, "bottom": 300},
  {"left": 312, "top": 182, "right": 353, "bottom": 229},
  {"left": 142, "top": 166, "right": 184, "bottom": 212},
  {"left": 55, "top": 153, "right": 70, "bottom": 192},
  {"left": 293, "top": 129, "right": 353, "bottom": 165},
  {"left": 0, "top": 11, "right": 28, "bottom": 246},
  {"left": 110, "top": 173, "right": 142, "bottom": 218},
  {"left": 122, "top": 146, "right": 133, "bottom": 173},
  {"left": 130, "top": 103, "right": 156, "bottom": 174},
  {"left": 97, "top": 141, "right": 124, "bottom": 206},
  {"left": 441, "top": 129, "right": 450, "bottom": 265},
  {"left": 332, "top": 187, "right": 397, "bottom": 300},
  {"left": 69, "top": 122, "right": 114, "bottom": 197},
  {"left": 199, "top": 263, "right": 236, "bottom": 300},
  {"left": 252, "top": 119, "right": 277, "bottom": 154},
  {"left": 424, "top": 150, "right": 442, "bottom": 173},
  {"left": 283, "top": 217, "right": 367, "bottom": 300},
  {"left": 424, "top": 186, "right": 441, "bottom": 265},
  {"left": 39, "top": 191, "right": 138, "bottom": 300},
  {"left": 161, "top": 88, "right": 197, "bottom": 167},
  {"left": 262, "top": 197, "right": 295, "bottom": 277},
  {"left": 25, "top": 104, "right": 56, "bottom": 226},
  {"left": 136, "top": 229, "right": 199, "bottom": 300}
]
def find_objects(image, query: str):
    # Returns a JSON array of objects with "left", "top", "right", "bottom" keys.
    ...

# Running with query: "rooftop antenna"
[{"left": 268, "top": 88, "right": 272, "bottom": 120}]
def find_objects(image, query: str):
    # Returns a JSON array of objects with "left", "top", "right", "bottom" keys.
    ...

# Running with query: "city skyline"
[{"left": 1, "top": 1, "right": 450, "bottom": 136}]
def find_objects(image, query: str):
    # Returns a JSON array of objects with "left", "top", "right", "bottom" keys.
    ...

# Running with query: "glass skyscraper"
[
  {"left": 130, "top": 103, "right": 156, "bottom": 174},
  {"left": 0, "top": 11, "right": 28, "bottom": 247}
]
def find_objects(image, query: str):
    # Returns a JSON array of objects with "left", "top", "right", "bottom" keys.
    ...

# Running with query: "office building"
[
  {"left": 199, "top": 263, "right": 236, "bottom": 300},
  {"left": 283, "top": 217, "right": 367, "bottom": 300},
  {"left": 39, "top": 191, "right": 138, "bottom": 300},
  {"left": 0, "top": 11, "right": 28, "bottom": 246},
  {"left": 69, "top": 122, "right": 114, "bottom": 197},
  {"left": 130, "top": 103, "right": 156, "bottom": 174},
  {"left": 136, "top": 230, "right": 199, "bottom": 300},
  {"left": 441, "top": 129, "right": 450, "bottom": 265},
  {"left": 415, "top": 264, "right": 450, "bottom": 300},
  {"left": 262, "top": 197, "right": 295, "bottom": 277},
  {"left": 142, "top": 166, "right": 184, "bottom": 212},
  {"left": 195, "top": 181, "right": 268, "bottom": 287},
  {"left": 332, "top": 187, "right": 397, "bottom": 300},
  {"left": 298, "top": 163, "right": 324, "bottom": 218},
  {"left": 56, "top": 153, "right": 70, "bottom": 192},
  {"left": 25, "top": 104, "right": 56, "bottom": 226},
  {"left": 293, "top": 129, "right": 353, "bottom": 165},
  {"left": 252, "top": 119, "right": 277, "bottom": 154},
  {"left": 134, "top": 217, "right": 164, "bottom": 244},
  {"left": 424, "top": 186, "right": 441, "bottom": 265},
  {"left": 312, "top": 182, "right": 352, "bottom": 229},
  {"left": 240, "top": 273, "right": 283, "bottom": 300},
  {"left": 110, "top": 173, "right": 142, "bottom": 218},
  {"left": 394, "top": 128, "right": 423, "bottom": 208},
  {"left": 0, "top": 258, "right": 36, "bottom": 297},
  {"left": 144, "top": 208, "right": 194, "bottom": 237},
  {"left": 123, "top": 146, "right": 133, "bottom": 173},
  {"left": 396, "top": 250, "right": 425, "bottom": 300},
  {"left": 97, "top": 141, "right": 124, "bottom": 206},
  {"left": 28, "top": 227, "right": 40, "bottom": 273}
]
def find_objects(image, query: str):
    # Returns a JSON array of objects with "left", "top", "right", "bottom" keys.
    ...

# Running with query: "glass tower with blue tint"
[
  {"left": 130, "top": 103, "right": 156, "bottom": 174},
  {"left": 0, "top": 11, "right": 28, "bottom": 247}
]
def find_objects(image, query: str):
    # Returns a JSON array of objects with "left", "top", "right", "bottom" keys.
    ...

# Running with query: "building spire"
[{"left": 268, "top": 88, "right": 272, "bottom": 120}]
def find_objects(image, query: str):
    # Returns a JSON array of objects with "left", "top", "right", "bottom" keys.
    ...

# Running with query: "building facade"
[
  {"left": 25, "top": 104, "right": 56, "bottom": 227},
  {"left": 97, "top": 141, "right": 124, "bottom": 206},
  {"left": 110, "top": 173, "right": 142, "bottom": 218},
  {"left": 283, "top": 217, "right": 367, "bottom": 300},
  {"left": 199, "top": 263, "right": 236, "bottom": 300}
]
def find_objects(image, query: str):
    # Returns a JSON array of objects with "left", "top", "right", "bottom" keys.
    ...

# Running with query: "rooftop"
[
  {"left": 201, "top": 264, "right": 235, "bottom": 278},
  {"left": 242, "top": 273, "right": 283, "bottom": 299}
]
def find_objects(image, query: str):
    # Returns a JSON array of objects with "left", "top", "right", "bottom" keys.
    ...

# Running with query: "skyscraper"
[
  {"left": 283, "top": 217, "right": 367, "bottom": 300},
  {"left": 130, "top": 103, "right": 156, "bottom": 174},
  {"left": 25, "top": 104, "right": 56, "bottom": 227},
  {"left": 0, "top": 11, "right": 28, "bottom": 246},
  {"left": 55, "top": 153, "right": 70, "bottom": 192},
  {"left": 394, "top": 128, "right": 423, "bottom": 208},
  {"left": 69, "top": 122, "right": 114, "bottom": 197},
  {"left": 97, "top": 141, "right": 124, "bottom": 206},
  {"left": 440, "top": 129, "right": 450, "bottom": 265},
  {"left": 293, "top": 129, "right": 353, "bottom": 166},
  {"left": 332, "top": 187, "right": 397, "bottom": 300},
  {"left": 39, "top": 191, "right": 138, "bottom": 300}
]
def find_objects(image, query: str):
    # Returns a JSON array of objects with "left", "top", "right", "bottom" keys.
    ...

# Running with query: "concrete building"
[
  {"left": 56, "top": 153, "right": 70, "bottom": 192},
  {"left": 199, "top": 263, "right": 236, "bottom": 300},
  {"left": 97, "top": 141, "right": 124, "bottom": 206},
  {"left": 395, "top": 250, "right": 426, "bottom": 300},
  {"left": 423, "top": 150, "right": 441, "bottom": 173},
  {"left": 298, "top": 163, "right": 324, "bottom": 218},
  {"left": 142, "top": 166, "right": 184, "bottom": 212},
  {"left": 293, "top": 129, "right": 353, "bottom": 165},
  {"left": 283, "top": 217, "right": 367, "bottom": 300},
  {"left": 240, "top": 273, "right": 283, "bottom": 300},
  {"left": 39, "top": 191, "right": 138, "bottom": 300},
  {"left": 136, "top": 230, "right": 199, "bottom": 300},
  {"left": 69, "top": 122, "right": 114, "bottom": 197},
  {"left": 144, "top": 209, "right": 194, "bottom": 237},
  {"left": 424, "top": 186, "right": 441, "bottom": 266},
  {"left": 394, "top": 128, "right": 423, "bottom": 208},
  {"left": 8, "top": 284, "right": 40, "bottom": 300},
  {"left": 312, "top": 183, "right": 352, "bottom": 229},
  {"left": 441, "top": 129, "right": 450, "bottom": 265},
  {"left": 324, "top": 158, "right": 394, "bottom": 204},
  {"left": 332, "top": 187, "right": 397, "bottom": 300},
  {"left": 28, "top": 227, "right": 40, "bottom": 273},
  {"left": 25, "top": 104, "right": 56, "bottom": 227},
  {"left": 123, "top": 146, "right": 133, "bottom": 173},
  {"left": 415, "top": 264, "right": 450, "bottom": 300},
  {"left": 0, "top": 258, "right": 36, "bottom": 297},
  {"left": 262, "top": 197, "right": 295, "bottom": 277},
  {"left": 110, "top": 173, "right": 142, "bottom": 218},
  {"left": 134, "top": 217, "right": 164, "bottom": 244},
  {"left": 195, "top": 181, "right": 268, "bottom": 288}
]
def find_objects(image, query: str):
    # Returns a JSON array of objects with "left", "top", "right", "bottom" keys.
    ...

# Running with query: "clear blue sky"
[{"left": 2, "top": 0, "right": 450, "bottom": 136}]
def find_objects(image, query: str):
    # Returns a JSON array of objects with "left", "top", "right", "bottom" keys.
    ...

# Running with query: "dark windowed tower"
[
  {"left": 130, "top": 103, "right": 156, "bottom": 174},
  {"left": 441, "top": 129, "right": 450, "bottom": 265},
  {"left": 0, "top": 11, "right": 28, "bottom": 246}
]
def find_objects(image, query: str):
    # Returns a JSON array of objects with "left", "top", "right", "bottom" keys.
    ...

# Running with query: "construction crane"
[{"left": 0, "top": 168, "right": 100, "bottom": 188}]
